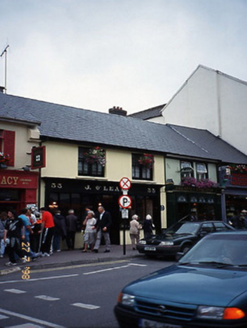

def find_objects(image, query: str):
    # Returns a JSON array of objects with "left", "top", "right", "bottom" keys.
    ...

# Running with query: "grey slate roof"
[{"left": 0, "top": 92, "right": 247, "bottom": 164}]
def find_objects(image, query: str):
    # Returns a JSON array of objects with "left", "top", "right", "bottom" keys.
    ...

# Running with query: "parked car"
[
  {"left": 115, "top": 231, "right": 247, "bottom": 328},
  {"left": 137, "top": 220, "right": 234, "bottom": 258}
]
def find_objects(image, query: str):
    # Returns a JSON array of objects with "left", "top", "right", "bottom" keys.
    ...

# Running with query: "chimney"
[{"left": 109, "top": 106, "right": 127, "bottom": 116}]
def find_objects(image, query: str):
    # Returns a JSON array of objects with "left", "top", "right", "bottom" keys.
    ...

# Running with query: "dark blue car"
[{"left": 115, "top": 231, "right": 247, "bottom": 328}]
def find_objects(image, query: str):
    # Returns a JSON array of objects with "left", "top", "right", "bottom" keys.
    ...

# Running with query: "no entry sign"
[{"left": 118, "top": 195, "right": 132, "bottom": 209}]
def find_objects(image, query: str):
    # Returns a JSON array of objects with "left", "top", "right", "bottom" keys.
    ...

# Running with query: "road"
[{"left": 0, "top": 257, "right": 174, "bottom": 328}]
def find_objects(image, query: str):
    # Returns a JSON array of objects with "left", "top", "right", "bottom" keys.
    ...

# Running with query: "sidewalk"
[{"left": 0, "top": 245, "right": 143, "bottom": 276}]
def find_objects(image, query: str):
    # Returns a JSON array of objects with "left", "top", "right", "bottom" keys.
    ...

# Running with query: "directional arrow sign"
[
  {"left": 119, "top": 177, "right": 131, "bottom": 190},
  {"left": 118, "top": 195, "right": 132, "bottom": 209}
]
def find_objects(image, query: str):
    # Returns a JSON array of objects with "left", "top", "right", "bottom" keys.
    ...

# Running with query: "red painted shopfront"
[{"left": 0, "top": 170, "right": 39, "bottom": 213}]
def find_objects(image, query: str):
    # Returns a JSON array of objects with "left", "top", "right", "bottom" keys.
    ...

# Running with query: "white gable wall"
[{"left": 162, "top": 66, "right": 247, "bottom": 155}]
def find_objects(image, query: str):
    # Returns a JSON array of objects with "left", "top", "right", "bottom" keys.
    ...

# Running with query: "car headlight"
[
  {"left": 197, "top": 306, "right": 245, "bottom": 320},
  {"left": 139, "top": 240, "right": 146, "bottom": 245},
  {"left": 118, "top": 293, "right": 135, "bottom": 307},
  {"left": 159, "top": 241, "right": 174, "bottom": 246}
]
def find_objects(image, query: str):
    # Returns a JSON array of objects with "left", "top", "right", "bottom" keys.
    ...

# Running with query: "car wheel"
[{"left": 181, "top": 244, "right": 192, "bottom": 254}]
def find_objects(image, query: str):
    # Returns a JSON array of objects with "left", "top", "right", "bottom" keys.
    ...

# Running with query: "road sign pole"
[
  {"left": 123, "top": 219, "right": 126, "bottom": 255},
  {"left": 119, "top": 177, "right": 132, "bottom": 256}
]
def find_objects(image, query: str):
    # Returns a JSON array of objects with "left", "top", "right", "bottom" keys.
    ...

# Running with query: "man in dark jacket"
[
  {"left": 66, "top": 209, "right": 78, "bottom": 250},
  {"left": 92, "top": 205, "right": 112, "bottom": 253},
  {"left": 53, "top": 210, "right": 67, "bottom": 252}
]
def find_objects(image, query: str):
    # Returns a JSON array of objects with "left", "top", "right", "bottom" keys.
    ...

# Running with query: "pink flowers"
[
  {"left": 138, "top": 153, "right": 154, "bottom": 168},
  {"left": 0, "top": 152, "right": 10, "bottom": 165},
  {"left": 181, "top": 177, "right": 217, "bottom": 188},
  {"left": 84, "top": 147, "right": 106, "bottom": 167},
  {"left": 228, "top": 165, "right": 247, "bottom": 174}
]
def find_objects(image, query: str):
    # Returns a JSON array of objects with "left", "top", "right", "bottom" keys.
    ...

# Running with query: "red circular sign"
[
  {"left": 119, "top": 177, "right": 131, "bottom": 190},
  {"left": 118, "top": 195, "right": 132, "bottom": 209}
]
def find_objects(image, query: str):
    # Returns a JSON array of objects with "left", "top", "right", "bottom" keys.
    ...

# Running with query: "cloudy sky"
[{"left": 0, "top": 0, "right": 246, "bottom": 114}]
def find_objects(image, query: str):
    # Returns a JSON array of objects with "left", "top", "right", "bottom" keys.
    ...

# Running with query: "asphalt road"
[{"left": 0, "top": 257, "right": 174, "bottom": 328}]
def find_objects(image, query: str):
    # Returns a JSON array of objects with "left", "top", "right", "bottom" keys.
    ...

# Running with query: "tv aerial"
[{"left": 0, "top": 45, "right": 9, "bottom": 93}]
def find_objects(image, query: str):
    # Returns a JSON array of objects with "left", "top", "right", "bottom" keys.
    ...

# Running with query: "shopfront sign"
[
  {"left": 0, "top": 171, "right": 38, "bottom": 189},
  {"left": 31, "top": 146, "right": 46, "bottom": 169},
  {"left": 231, "top": 173, "right": 247, "bottom": 186}
]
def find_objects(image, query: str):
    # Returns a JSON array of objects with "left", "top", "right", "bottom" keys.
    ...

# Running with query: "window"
[
  {"left": 78, "top": 147, "right": 104, "bottom": 177},
  {"left": 132, "top": 154, "right": 153, "bottom": 180},
  {"left": 196, "top": 163, "right": 207, "bottom": 180},
  {"left": 0, "top": 130, "right": 15, "bottom": 166},
  {"left": 180, "top": 161, "right": 193, "bottom": 179}
]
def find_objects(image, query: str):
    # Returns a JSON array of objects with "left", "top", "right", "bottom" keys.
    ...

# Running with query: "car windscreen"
[
  {"left": 179, "top": 234, "right": 247, "bottom": 267},
  {"left": 166, "top": 222, "right": 200, "bottom": 235}
]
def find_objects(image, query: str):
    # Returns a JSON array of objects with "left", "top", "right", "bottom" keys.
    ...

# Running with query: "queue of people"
[{"left": 0, "top": 203, "right": 154, "bottom": 266}]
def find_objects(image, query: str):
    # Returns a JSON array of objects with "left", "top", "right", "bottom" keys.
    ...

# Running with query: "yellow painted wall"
[{"left": 0, "top": 122, "right": 40, "bottom": 171}]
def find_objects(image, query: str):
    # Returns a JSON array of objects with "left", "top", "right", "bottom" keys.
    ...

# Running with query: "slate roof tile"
[{"left": 0, "top": 92, "right": 247, "bottom": 164}]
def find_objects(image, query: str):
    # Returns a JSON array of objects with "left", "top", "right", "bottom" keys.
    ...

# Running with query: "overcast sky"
[{"left": 0, "top": 0, "right": 247, "bottom": 114}]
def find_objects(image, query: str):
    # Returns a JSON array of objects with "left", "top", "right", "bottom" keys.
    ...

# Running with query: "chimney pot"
[{"left": 109, "top": 106, "right": 127, "bottom": 116}]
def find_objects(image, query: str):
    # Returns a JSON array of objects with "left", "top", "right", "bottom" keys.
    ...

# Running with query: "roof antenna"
[{"left": 0, "top": 45, "right": 9, "bottom": 93}]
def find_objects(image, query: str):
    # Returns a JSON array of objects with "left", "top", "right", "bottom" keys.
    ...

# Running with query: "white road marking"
[
  {"left": 35, "top": 295, "right": 60, "bottom": 301},
  {"left": 7, "top": 324, "right": 44, "bottom": 328},
  {"left": 0, "top": 314, "right": 8, "bottom": 320},
  {"left": 83, "top": 262, "right": 147, "bottom": 275},
  {"left": 72, "top": 303, "right": 100, "bottom": 310},
  {"left": 0, "top": 308, "right": 64, "bottom": 328},
  {"left": 4, "top": 289, "right": 27, "bottom": 294},
  {"left": 0, "top": 273, "right": 78, "bottom": 285}
]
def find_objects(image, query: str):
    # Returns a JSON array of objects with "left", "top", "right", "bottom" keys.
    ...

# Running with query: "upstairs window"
[
  {"left": 180, "top": 161, "right": 193, "bottom": 179},
  {"left": 0, "top": 130, "right": 15, "bottom": 166},
  {"left": 132, "top": 154, "right": 153, "bottom": 180},
  {"left": 196, "top": 163, "right": 207, "bottom": 180},
  {"left": 78, "top": 147, "right": 105, "bottom": 177}
]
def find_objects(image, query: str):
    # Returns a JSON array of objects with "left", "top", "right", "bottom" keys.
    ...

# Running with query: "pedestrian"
[
  {"left": 66, "top": 209, "right": 78, "bottom": 250},
  {"left": 18, "top": 208, "right": 39, "bottom": 261},
  {"left": 53, "top": 209, "right": 67, "bottom": 252},
  {"left": 129, "top": 214, "right": 142, "bottom": 250},
  {"left": 189, "top": 208, "right": 197, "bottom": 221},
  {"left": 40, "top": 207, "right": 55, "bottom": 257},
  {"left": 4, "top": 209, "right": 25, "bottom": 266},
  {"left": 237, "top": 211, "right": 246, "bottom": 229},
  {"left": 28, "top": 207, "right": 41, "bottom": 253},
  {"left": 143, "top": 214, "right": 154, "bottom": 239},
  {"left": 92, "top": 205, "right": 112, "bottom": 253},
  {"left": 0, "top": 211, "right": 7, "bottom": 258},
  {"left": 82, "top": 210, "right": 97, "bottom": 252}
]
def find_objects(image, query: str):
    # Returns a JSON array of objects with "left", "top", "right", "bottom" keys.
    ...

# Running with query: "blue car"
[{"left": 115, "top": 231, "right": 247, "bottom": 328}]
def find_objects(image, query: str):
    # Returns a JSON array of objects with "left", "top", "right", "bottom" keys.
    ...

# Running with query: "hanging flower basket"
[
  {"left": 228, "top": 164, "right": 247, "bottom": 174},
  {"left": 83, "top": 147, "right": 106, "bottom": 167},
  {"left": 138, "top": 153, "right": 154, "bottom": 168},
  {"left": 0, "top": 152, "right": 10, "bottom": 168},
  {"left": 181, "top": 177, "right": 217, "bottom": 188}
]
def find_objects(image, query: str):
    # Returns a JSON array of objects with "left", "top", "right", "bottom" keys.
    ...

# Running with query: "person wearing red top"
[{"left": 40, "top": 207, "right": 55, "bottom": 256}]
